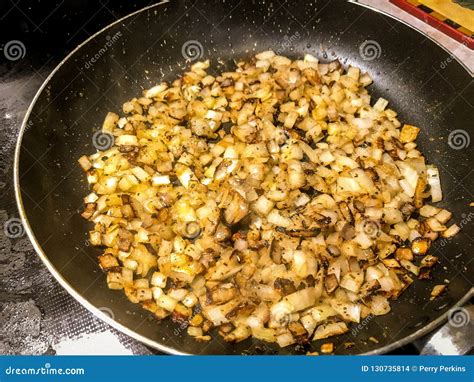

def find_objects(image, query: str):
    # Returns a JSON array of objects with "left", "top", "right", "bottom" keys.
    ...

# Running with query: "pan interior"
[{"left": 16, "top": 0, "right": 473, "bottom": 355}]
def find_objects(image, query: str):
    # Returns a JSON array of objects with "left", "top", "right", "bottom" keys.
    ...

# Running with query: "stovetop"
[{"left": 0, "top": 0, "right": 442, "bottom": 355}]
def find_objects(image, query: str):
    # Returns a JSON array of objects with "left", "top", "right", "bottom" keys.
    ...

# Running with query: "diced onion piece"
[
  {"left": 397, "top": 161, "right": 419, "bottom": 197},
  {"left": 267, "top": 210, "right": 292, "bottom": 228},
  {"left": 256, "top": 50, "right": 275, "bottom": 60},
  {"left": 151, "top": 175, "right": 170, "bottom": 186},
  {"left": 373, "top": 97, "right": 388, "bottom": 111},
  {"left": 145, "top": 83, "right": 167, "bottom": 98},
  {"left": 182, "top": 293, "right": 198, "bottom": 308},
  {"left": 251, "top": 327, "right": 276, "bottom": 343},
  {"left": 435, "top": 209, "right": 452, "bottom": 224},
  {"left": 276, "top": 332, "right": 295, "bottom": 347},
  {"left": 336, "top": 177, "right": 362, "bottom": 195},
  {"left": 253, "top": 195, "right": 274, "bottom": 216},
  {"left": 331, "top": 301, "right": 361, "bottom": 323},
  {"left": 339, "top": 272, "right": 364, "bottom": 293},
  {"left": 300, "top": 315, "right": 317, "bottom": 336},
  {"left": 442, "top": 224, "right": 460, "bottom": 238},
  {"left": 427, "top": 165, "right": 442, "bottom": 202},
  {"left": 157, "top": 295, "right": 178, "bottom": 312},
  {"left": 187, "top": 326, "right": 203, "bottom": 337},
  {"left": 309, "top": 304, "right": 337, "bottom": 324},
  {"left": 151, "top": 272, "right": 167, "bottom": 288},
  {"left": 400, "top": 259, "right": 419, "bottom": 276},
  {"left": 266, "top": 190, "right": 288, "bottom": 202},
  {"left": 370, "top": 295, "right": 391, "bottom": 315},
  {"left": 430, "top": 284, "right": 446, "bottom": 299},
  {"left": 283, "top": 287, "right": 317, "bottom": 312},
  {"left": 365, "top": 266, "right": 384, "bottom": 282},
  {"left": 176, "top": 165, "right": 195, "bottom": 189},
  {"left": 83, "top": 192, "right": 98, "bottom": 203},
  {"left": 313, "top": 322, "right": 348, "bottom": 340},
  {"left": 426, "top": 217, "right": 446, "bottom": 232},
  {"left": 115, "top": 134, "right": 139, "bottom": 146},
  {"left": 78, "top": 156, "right": 92, "bottom": 171},
  {"left": 102, "top": 112, "right": 119, "bottom": 132},
  {"left": 420, "top": 205, "right": 441, "bottom": 217},
  {"left": 399, "top": 124, "right": 420, "bottom": 143},
  {"left": 131, "top": 166, "right": 149, "bottom": 181}
]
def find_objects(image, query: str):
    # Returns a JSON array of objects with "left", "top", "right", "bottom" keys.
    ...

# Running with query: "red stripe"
[{"left": 389, "top": 0, "right": 473, "bottom": 49}]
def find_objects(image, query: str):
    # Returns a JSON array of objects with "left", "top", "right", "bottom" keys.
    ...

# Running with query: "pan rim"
[
  {"left": 349, "top": 0, "right": 473, "bottom": 77},
  {"left": 13, "top": 0, "right": 473, "bottom": 355}
]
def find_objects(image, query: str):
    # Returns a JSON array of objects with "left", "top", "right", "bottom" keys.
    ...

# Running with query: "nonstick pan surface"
[{"left": 15, "top": 0, "right": 474, "bottom": 354}]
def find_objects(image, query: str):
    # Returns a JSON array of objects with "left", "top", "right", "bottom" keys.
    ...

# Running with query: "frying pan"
[{"left": 14, "top": 0, "right": 474, "bottom": 354}]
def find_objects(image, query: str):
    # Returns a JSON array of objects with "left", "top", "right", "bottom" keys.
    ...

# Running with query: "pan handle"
[{"left": 415, "top": 304, "right": 473, "bottom": 355}]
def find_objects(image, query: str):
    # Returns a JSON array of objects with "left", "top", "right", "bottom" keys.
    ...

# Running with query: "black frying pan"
[{"left": 14, "top": 0, "right": 474, "bottom": 354}]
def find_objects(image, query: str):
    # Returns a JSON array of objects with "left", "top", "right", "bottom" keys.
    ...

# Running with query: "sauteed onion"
[{"left": 79, "top": 51, "right": 458, "bottom": 349}]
